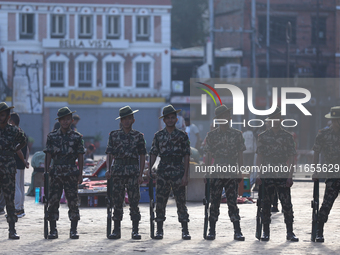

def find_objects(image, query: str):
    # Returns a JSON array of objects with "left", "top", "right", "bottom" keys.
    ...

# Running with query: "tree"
[{"left": 171, "top": 0, "right": 208, "bottom": 49}]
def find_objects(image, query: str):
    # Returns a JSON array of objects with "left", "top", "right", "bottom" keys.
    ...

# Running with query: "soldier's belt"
[
  {"left": 160, "top": 156, "right": 183, "bottom": 163},
  {"left": 114, "top": 158, "right": 139, "bottom": 165},
  {"left": 0, "top": 150, "right": 14, "bottom": 156},
  {"left": 264, "top": 158, "right": 287, "bottom": 165},
  {"left": 214, "top": 157, "right": 237, "bottom": 165},
  {"left": 53, "top": 159, "right": 76, "bottom": 165}
]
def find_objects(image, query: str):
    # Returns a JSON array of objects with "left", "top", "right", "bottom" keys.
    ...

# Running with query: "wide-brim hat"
[
  {"left": 265, "top": 107, "right": 281, "bottom": 120},
  {"left": 55, "top": 107, "right": 76, "bottom": 120},
  {"left": 325, "top": 106, "right": 340, "bottom": 119},
  {"left": 159, "top": 105, "right": 181, "bottom": 119},
  {"left": 0, "top": 102, "right": 14, "bottom": 113},
  {"left": 214, "top": 104, "right": 232, "bottom": 119},
  {"left": 115, "top": 106, "right": 139, "bottom": 120}
]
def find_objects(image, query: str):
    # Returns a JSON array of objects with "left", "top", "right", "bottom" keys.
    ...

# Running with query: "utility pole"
[
  {"left": 266, "top": 0, "right": 270, "bottom": 79},
  {"left": 315, "top": 0, "right": 320, "bottom": 78},
  {"left": 209, "top": 0, "right": 215, "bottom": 78}
]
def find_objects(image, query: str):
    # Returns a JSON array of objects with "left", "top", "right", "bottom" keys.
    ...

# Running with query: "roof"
[{"left": 0, "top": 0, "right": 171, "bottom": 6}]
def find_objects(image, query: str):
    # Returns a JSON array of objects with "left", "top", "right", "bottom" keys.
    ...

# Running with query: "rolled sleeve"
[
  {"left": 182, "top": 134, "right": 191, "bottom": 155},
  {"left": 105, "top": 133, "right": 114, "bottom": 155}
]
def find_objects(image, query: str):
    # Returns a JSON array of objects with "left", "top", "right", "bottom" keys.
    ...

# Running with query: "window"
[
  {"left": 136, "top": 63, "right": 150, "bottom": 88},
  {"left": 79, "top": 62, "right": 92, "bottom": 87},
  {"left": 20, "top": 13, "right": 34, "bottom": 39},
  {"left": 258, "top": 16, "right": 296, "bottom": 44},
  {"left": 106, "top": 62, "right": 120, "bottom": 87},
  {"left": 51, "top": 15, "right": 66, "bottom": 38},
  {"left": 107, "top": 16, "right": 120, "bottom": 39},
  {"left": 312, "top": 17, "right": 326, "bottom": 45},
  {"left": 50, "top": 62, "right": 65, "bottom": 87},
  {"left": 136, "top": 16, "right": 150, "bottom": 41},
  {"left": 79, "top": 15, "right": 92, "bottom": 39}
]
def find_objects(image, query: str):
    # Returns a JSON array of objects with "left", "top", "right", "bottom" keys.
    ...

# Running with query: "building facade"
[{"left": 0, "top": 0, "right": 171, "bottom": 151}]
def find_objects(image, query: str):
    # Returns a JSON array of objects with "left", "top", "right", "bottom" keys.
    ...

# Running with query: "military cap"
[
  {"left": 325, "top": 106, "right": 340, "bottom": 119},
  {"left": 214, "top": 104, "right": 232, "bottom": 119},
  {"left": 55, "top": 106, "right": 76, "bottom": 120},
  {"left": 0, "top": 102, "right": 14, "bottom": 113},
  {"left": 265, "top": 107, "right": 281, "bottom": 120},
  {"left": 159, "top": 105, "right": 181, "bottom": 119},
  {"left": 115, "top": 106, "right": 139, "bottom": 120}
]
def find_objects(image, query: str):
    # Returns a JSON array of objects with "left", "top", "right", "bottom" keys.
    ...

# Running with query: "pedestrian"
[
  {"left": 44, "top": 107, "right": 85, "bottom": 239},
  {"left": 0, "top": 102, "right": 26, "bottom": 239},
  {"left": 147, "top": 105, "right": 191, "bottom": 240},
  {"left": 105, "top": 106, "right": 146, "bottom": 240},
  {"left": 204, "top": 105, "right": 246, "bottom": 241},
  {"left": 9, "top": 112, "right": 30, "bottom": 218},
  {"left": 185, "top": 118, "right": 201, "bottom": 150},
  {"left": 256, "top": 107, "right": 298, "bottom": 242},
  {"left": 312, "top": 106, "right": 340, "bottom": 242},
  {"left": 71, "top": 114, "right": 80, "bottom": 131}
]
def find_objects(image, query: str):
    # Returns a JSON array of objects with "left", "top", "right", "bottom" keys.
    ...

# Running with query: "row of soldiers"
[{"left": 0, "top": 101, "right": 339, "bottom": 242}]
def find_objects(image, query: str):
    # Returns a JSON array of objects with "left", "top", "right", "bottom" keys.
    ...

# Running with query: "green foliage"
[
  {"left": 171, "top": 0, "right": 208, "bottom": 49},
  {"left": 94, "top": 132, "right": 102, "bottom": 142}
]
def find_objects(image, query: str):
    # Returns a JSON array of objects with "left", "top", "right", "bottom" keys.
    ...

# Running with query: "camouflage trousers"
[
  {"left": 0, "top": 173, "right": 17, "bottom": 223},
  {"left": 209, "top": 178, "right": 240, "bottom": 222},
  {"left": 48, "top": 175, "right": 80, "bottom": 221},
  {"left": 319, "top": 179, "right": 340, "bottom": 223},
  {"left": 112, "top": 175, "right": 141, "bottom": 221},
  {"left": 262, "top": 178, "right": 294, "bottom": 224},
  {"left": 155, "top": 174, "right": 189, "bottom": 223}
]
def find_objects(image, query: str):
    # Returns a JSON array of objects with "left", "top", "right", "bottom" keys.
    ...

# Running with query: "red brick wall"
[
  {"left": 97, "top": 15, "right": 102, "bottom": 39},
  {"left": 69, "top": 54, "right": 75, "bottom": 86},
  {"left": 7, "top": 51, "right": 13, "bottom": 88},
  {"left": 125, "top": 16, "right": 132, "bottom": 42},
  {"left": 69, "top": 15, "right": 75, "bottom": 39},
  {"left": 154, "top": 54, "right": 161, "bottom": 89},
  {"left": 8, "top": 13, "right": 16, "bottom": 41},
  {"left": 154, "top": 16, "right": 161, "bottom": 43},
  {"left": 38, "top": 14, "right": 47, "bottom": 42},
  {"left": 124, "top": 54, "right": 133, "bottom": 86}
]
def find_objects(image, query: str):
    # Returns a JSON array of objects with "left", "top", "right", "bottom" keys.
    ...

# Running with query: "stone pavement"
[{"left": 1, "top": 168, "right": 340, "bottom": 254}]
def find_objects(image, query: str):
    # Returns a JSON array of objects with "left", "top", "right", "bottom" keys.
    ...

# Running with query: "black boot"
[
  {"left": 8, "top": 222, "right": 20, "bottom": 240},
  {"left": 261, "top": 224, "right": 270, "bottom": 241},
  {"left": 206, "top": 220, "right": 216, "bottom": 240},
  {"left": 70, "top": 220, "right": 79, "bottom": 239},
  {"left": 286, "top": 223, "right": 299, "bottom": 242},
  {"left": 154, "top": 221, "right": 163, "bottom": 240},
  {"left": 316, "top": 221, "right": 324, "bottom": 242},
  {"left": 233, "top": 221, "right": 245, "bottom": 241},
  {"left": 108, "top": 220, "right": 121, "bottom": 239},
  {"left": 48, "top": 221, "right": 58, "bottom": 239},
  {"left": 132, "top": 220, "right": 141, "bottom": 240},
  {"left": 181, "top": 222, "right": 191, "bottom": 240}
]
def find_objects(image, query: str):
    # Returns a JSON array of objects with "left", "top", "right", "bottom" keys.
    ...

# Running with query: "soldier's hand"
[
  {"left": 138, "top": 175, "right": 144, "bottom": 185},
  {"left": 286, "top": 177, "right": 293, "bottom": 187},
  {"left": 25, "top": 160, "right": 30, "bottom": 169},
  {"left": 256, "top": 177, "right": 262, "bottom": 186},
  {"left": 181, "top": 175, "right": 188, "bottom": 186},
  {"left": 78, "top": 175, "right": 83, "bottom": 184},
  {"left": 105, "top": 171, "right": 111, "bottom": 180}
]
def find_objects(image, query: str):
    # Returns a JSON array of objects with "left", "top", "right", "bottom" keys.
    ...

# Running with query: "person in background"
[
  {"left": 9, "top": 112, "right": 29, "bottom": 218},
  {"left": 84, "top": 144, "right": 96, "bottom": 161},
  {"left": 185, "top": 118, "right": 201, "bottom": 150},
  {"left": 71, "top": 115, "right": 80, "bottom": 131}
]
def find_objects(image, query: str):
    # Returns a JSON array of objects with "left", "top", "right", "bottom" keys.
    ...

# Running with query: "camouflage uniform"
[
  {"left": 44, "top": 128, "right": 85, "bottom": 221},
  {"left": 0, "top": 123, "right": 26, "bottom": 223},
  {"left": 256, "top": 128, "right": 296, "bottom": 224},
  {"left": 313, "top": 128, "right": 340, "bottom": 223},
  {"left": 204, "top": 127, "right": 246, "bottom": 222},
  {"left": 149, "top": 128, "right": 190, "bottom": 223},
  {"left": 105, "top": 128, "right": 146, "bottom": 221}
]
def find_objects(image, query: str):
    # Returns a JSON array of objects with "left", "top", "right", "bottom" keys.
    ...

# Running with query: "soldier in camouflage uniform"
[
  {"left": 0, "top": 102, "right": 26, "bottom": 239},
  {"left": 44, "top": 107, "right": 85, "bottom": 239},
  {"left": 313, "top": 106, "right": 340, "bottom": 242},
  {"left": 105, "top": 106, "right": 146, "bottom": 240},
  {"left": 204, "top": 105, "right": 246, "bottom": 241},
  {"left": 256, "top": 107, "right": 298, "bottom": 242},
  {"left": 147, "top": 105, "right": 191, "bottom": 240}
]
